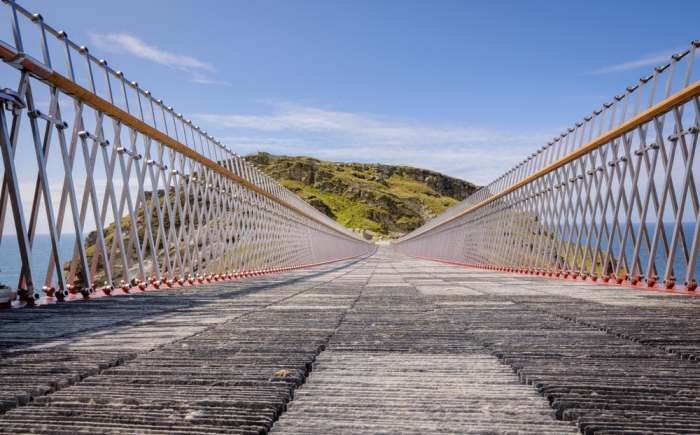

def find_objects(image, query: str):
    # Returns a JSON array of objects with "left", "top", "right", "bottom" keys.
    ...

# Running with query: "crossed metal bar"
[
  {"left": 0, "top": 0, "right": 372, "bottom": 305},
  {"left": 395, "top": 41, "right": 700, "bottom": 291}
]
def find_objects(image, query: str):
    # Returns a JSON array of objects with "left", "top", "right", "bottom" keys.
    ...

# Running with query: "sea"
[
  {"left": 0, "top": 234, "right": 75, "bottom": 289},
  {"left": 559, "top": 222, "right": 699, "bottom": 281}
]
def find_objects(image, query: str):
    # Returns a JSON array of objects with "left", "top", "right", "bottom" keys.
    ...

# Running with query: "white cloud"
[
  {"left": 589, "top": 48, "right": 679, "bottom": 75},
  {"left": 190, "top": 72, "right": 231, "bottom": 87},
  {"left": 88, "top": 32, "right": 227, "bottom": 85},
  {"left": 194, "top": 102, "right": 555, "bottom": 184},
  {"left": 89, "top": 33, "right": 213, "bottom": 72}
]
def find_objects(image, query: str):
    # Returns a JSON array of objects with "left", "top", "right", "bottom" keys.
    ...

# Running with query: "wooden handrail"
[
  {"left": 400, "top": 80, "right": 700, "bottom": 241},
  {"left": 2, "top": 50, "right": 361, "bottom": 241}
]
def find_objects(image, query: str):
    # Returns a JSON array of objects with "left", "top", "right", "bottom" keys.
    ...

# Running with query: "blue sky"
[{"left": 17, "top": 0, "right": 700, "bottom": 184}]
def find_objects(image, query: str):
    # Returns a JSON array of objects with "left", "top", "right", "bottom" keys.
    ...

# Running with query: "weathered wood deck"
[{"left": 1, "top": 248, "right": 698, "bottom": 434}]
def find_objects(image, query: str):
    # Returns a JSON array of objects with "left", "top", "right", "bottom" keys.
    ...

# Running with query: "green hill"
[{"left": 245, "top": 152, "right": 478, "bottom": 239}]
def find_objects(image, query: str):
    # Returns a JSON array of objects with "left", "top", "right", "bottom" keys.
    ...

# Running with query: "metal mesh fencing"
[
  {"left": 394, "top": 41, "right": 700, "bottom": 291},
  {"left": 0, "top": 0, "right": 372, "bottom": 304}
]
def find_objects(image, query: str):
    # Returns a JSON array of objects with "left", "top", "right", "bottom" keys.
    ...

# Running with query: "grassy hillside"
[{"left": 245, "top": 152, "right": 478, "bottom": 239}]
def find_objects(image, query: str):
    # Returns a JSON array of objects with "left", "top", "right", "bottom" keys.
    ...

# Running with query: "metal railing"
[
  {"left": 0, "top": 0, "right": 372, "bottom": 304},
  {"left": 394, "top": 41, "right": 700, "bottom": 291}
]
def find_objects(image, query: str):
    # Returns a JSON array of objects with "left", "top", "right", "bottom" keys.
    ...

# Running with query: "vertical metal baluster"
[
  {"left": 49, "top": 36, "right": 94, "bottom": 293},
  {"left": 613, "top": 85, "right": 645, "bottom": 280},
  {"left": 646, "top": 131, "right": 679, "bottom": 283},
  {"left": 0, "top": 90, "right": 36, "bottom": 300},
  {"left": 603, "top": 95, "right": 633, "bottom": 278},
  {"left": 570, "top": 124, "right": 595, "bottom": 273},
  {"left": 663, "top": 117, "right": 698, "bottom": 285},
  {"left": 112, "top": 76, "right": 147, "bottom": 282},
  {"left": 77, "top": 131, "right": 113, "bottom": 289},
  {"left": 0, "top": 73, "right": 28, "bottom": 252},
  {"left": 18, "top": 14, "right": 69, "bottom": 295}
]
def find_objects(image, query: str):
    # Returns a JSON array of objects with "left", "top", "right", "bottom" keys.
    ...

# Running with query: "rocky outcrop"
[{"left": 245, "top": 152, "right": 478, "bottom": 239}]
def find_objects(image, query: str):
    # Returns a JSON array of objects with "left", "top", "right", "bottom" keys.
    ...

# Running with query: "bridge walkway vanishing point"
[
  {"left": 1, "top": 2, "right": 700, "bottom": 433},
  {"left": 1, "top": 248, "right": 699, "bottom": 435}
]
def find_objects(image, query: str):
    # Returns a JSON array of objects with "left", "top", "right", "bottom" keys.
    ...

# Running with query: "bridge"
[{"left": 0, "top": 1, "right": 698, "bottom": 433}]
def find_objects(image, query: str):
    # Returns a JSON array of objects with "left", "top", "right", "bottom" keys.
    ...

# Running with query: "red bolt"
[
  {"left": 647, "top": 275, "right": 657, "bottom": 288},
  {"left": 665, "top": 277, "right": 676, "bottom": 290},
  {"left": 615, "top": 273, "right": 626, "bottom": 285},
  {"left": 686, "top": 279, "right": 697, "bottom": 291}
]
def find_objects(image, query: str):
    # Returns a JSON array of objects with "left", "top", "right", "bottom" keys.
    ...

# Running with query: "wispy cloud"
[
  {"left": 589, "top": 48, "right": 679, "bottom": 75},
  {"left": 190, "top": 72, "right": 231, "bottom": 87},
  {"left": 88, "top": 32, "right": 227, "bottom": 85},
  {"left": 194, "top": 102, "right": 555, "bottom": 184}
]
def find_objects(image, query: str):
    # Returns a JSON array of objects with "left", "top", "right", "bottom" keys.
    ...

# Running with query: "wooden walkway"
[{"left": 1, "top": 248, "right": 699, "bottom": 434}]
